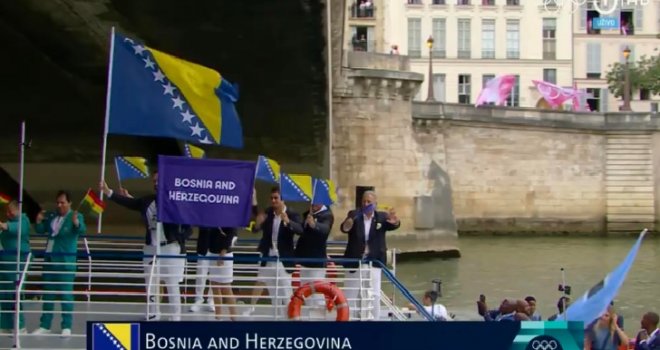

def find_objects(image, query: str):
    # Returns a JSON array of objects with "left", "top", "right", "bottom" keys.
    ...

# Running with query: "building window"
[
  {"left": 432, "top": 0, "right": 445, "bottom": 4},
  {"left": 458, "top": 74, "right": 471, "bottom": 104},
  {"left": 506, "top": 75, "right": 520, "bottom": 107},
  {"left": 407, "top": 0, "right": 422, "bottom": 4},
  {"left": 543, "top": 18, "right": 557, "bottom": 60},
  {"left": 482, "top": 0, "right": 495, "bottom": 5},
  {"left": 586, "top": 42, "right": 601, "bottom": 79},
  {"left": 481, "top": 19, "right": 495, "bottom": 59},
  {"left": 458, "top": 19, "right": 471, "bottom": 58},
  {"left": 432, "top": 19, "right": 447, "bottom": 58},
  {"left": 506, "top": 20, "right": 520, "bottom": 59},
  {"left": 640, "top": 89, "right": 650, "bottom": 100},
  {"left": 506, "top": 0, "right": 520, "bottom": 5},
  {"left": 407, "top": 18, "right": 422, "bottom": 58},
  {"left": 350, "top": 1, "right": 374, "bottom": 18},
  {"left": 587, "top": 9, "right": 601, "bottom": 34},
  {"left": 350, "top": 26, "right": 374, "bottom": 52},
  {"left": 432, "top": 74, "right": 446, "bottom": 102},
  {"left": 458, "top": 0, "right": 471, "bottom": 5},
  {"left": 620, "top": 10, "right": 635, "bottom": 35},
  {"left": 586, "top": 88, "right": 600, "bottom": 111},
  {"left": 543, "top": 69, "right": 557, "bottom": 84}
]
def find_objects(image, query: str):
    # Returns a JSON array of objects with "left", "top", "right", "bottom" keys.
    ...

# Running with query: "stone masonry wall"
[{"left": 444, "top": 124, "right": 606, "bottom": 234}]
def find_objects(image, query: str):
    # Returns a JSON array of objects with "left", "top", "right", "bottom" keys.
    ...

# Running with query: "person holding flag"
[
  {"left": 0, "top": 200, "right": 31, "bottom": 334},
  {"left": 32, "top": 191, "right": 86, "bottom": 337},
  {"left": 340, "top": 190, "right": 400, "bottom": 320},
  {"left": 294, "top": 197, "right": 334, "bottom": 318},
  {"left": 100, "top": 172, "right": 191, "bottom": 322}
]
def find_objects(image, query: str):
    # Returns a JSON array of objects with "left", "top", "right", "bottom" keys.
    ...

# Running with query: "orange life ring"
[
  {"left": 291, "top": 264, "right": 302, "bottom": 288},
  {"left": 288, "top": 281, "right": 350, "bottom": 321}
]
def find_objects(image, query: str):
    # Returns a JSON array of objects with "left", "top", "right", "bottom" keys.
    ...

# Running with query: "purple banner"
[{"left": 156, "top": 155, "right": 256, "bottom": 227}]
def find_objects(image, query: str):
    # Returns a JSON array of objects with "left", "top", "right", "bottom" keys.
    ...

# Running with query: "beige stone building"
[
  {"left": 573, "top": 0, "right": 660, "bottom": 112},
  {"left": 378, "top": 0, "right": 573, "bottom": 107}
]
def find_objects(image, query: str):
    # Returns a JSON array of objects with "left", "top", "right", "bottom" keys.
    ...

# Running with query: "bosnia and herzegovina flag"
[
  {"left": 114, "top": 156, "right": 150, "bottom": 181},
  {"left": 78, "top": 189, "right": 106, "bottom": 218},
  {"left": 312, "top": 179, "right": 337, "bottom": 206},
  {"left": 255, "top": 155, "right": 281, "bottom": 184},
  {"left": 106, "top": 30, "right": 243, "bottom": 148},
  {"left": 281, "top": 173, "right": 313, "bottom": 202},
  {"left": 92, "top": 322, "right": 140, "bottom": 350},
  {"left": 0, "top": 193, "right": 10, "bottom": 205},
  {"left": 183, "top": 143, "right": 206, "bottom": 159}
]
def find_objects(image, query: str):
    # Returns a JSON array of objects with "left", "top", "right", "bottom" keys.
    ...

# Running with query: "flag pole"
[
  {"left": 14, "top": 120, "right": 26, "bottom": 344},
  {"left": 114, "top": 157, "right": 123, "bottom": 190},
  {"left": 98, "top": 26, "right": 116, "bottom": 234}
]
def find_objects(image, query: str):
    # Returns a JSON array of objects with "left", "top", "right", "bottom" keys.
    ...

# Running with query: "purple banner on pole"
[{"left": 156, "top": 155, "right": 256, "bottom": 227}]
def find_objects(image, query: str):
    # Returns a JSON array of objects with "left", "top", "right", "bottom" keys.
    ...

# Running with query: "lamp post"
[
  {"left": 621, "top": 46, "right": 632, "bottom": 112},
  {"left": 425, "top": 36, "right": 435, "bottom": 102}
]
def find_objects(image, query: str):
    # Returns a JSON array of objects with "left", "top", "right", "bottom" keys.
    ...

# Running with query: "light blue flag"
[{"left": 557, "top": 229, "right": 648, "bottom": 328}]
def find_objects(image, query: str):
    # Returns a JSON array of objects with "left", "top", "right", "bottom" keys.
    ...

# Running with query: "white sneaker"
[
  {"left": 189, "top": 299, "right": 203, "bottom": 313},
  {"left": 61, "top": 329, "right": 71, "bottom": 338},
  {"left": 242, "top": 306, "right": 255, "bottom": 316},
  {"left": 31, "top": 328, "right": 51, "bottom": 335},
  {"left": 205, "top": 301, "right": 215, "bottom": 313}
]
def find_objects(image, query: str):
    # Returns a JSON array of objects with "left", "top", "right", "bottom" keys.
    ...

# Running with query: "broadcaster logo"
[{"left": 542, "top": 0, "right": 650, "bottom": 15}]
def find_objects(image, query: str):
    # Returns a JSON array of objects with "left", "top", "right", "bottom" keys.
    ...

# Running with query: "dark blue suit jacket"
[
  {"left": 253, "top": 207, "right": 303, "bottom": 269},
  {"left": 340, "top": 209, "right": 400, "bottom": 269},
  {"left": 635, "top": 330, "right": 660, "bottom": 350},
  {"left": 294, "top": 207, "right": 334, "bottom": 268}
]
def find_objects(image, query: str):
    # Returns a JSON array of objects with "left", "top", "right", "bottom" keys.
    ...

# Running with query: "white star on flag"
[
  {"left": 172, "top": 96, "right": 185, "bottom": 110},
  {"left": 133, "top": 44, "right": 146, "bottom": 56},
  {"left": 124, "top": 38, "right": 135, "bottom": 44},
  {"left": 180, "top": 110, "right": 195, "bottom": 123},
  {"left": 190, "top": 123, "right": 204, "bottom": 137},
  {"left": 162, "top": 82, "right": 176, "bottom": 95},
  {"left": 153, "top": 70, "right": 165, "bottom": 82},
  {"left": 143, "top": 56, "right": 155, "bottom": 69}
]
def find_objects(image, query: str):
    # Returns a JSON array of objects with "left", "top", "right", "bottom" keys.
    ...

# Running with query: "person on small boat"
[
  {"left": 548, "top": 296, "right": 571, "bottom": 321},
  {"left": 410, "top": 290, "right": 453, "bottom": 321},
  {"left": 584, "top": 310, "right": 629, "bottom": 350},
  {"left": 525, "top": 296, "right": 542, "bottom": 321},
  {"left": 634, "top": 311, "right": 659, "bottom": 350}
]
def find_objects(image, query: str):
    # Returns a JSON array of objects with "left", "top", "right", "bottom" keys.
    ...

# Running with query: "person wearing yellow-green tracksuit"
[
  {"left": 0, "top": 200, "right": 31, "bottom": 334},
  {"left": 31, "top": 191, "right": 85, "bottom": 338}
]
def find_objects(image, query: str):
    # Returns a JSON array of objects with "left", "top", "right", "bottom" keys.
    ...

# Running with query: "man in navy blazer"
[
  {"left": 252, "top": 186, "right": 303, "bottom": 317},
  {"left": 340, "top": 190, "right": 400, "bottom": 320},
  {"left": 635, "top": 312, "right": 659, "bottom": 350}
]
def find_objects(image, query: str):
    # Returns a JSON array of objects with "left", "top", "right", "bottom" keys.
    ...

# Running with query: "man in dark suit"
[
  {"left": 635, "top": 312, "right": 659, "bottom": 350},
  {"left": 295, "top": 202, "right": 334, "bottom": 317},
  {"left": 340, "top": 190, "right": 400, "bottom": 320},
  {"left": 100, "top": 171, "right": 192, "bottom": 321},
  {"left": 251, "top": 186, "right": 303, "bottom": 317}
]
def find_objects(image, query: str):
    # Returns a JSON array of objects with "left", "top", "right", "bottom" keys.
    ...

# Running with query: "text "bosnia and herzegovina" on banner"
[{"left": 168, "top": 178, "right": 240, "bottom": 204}]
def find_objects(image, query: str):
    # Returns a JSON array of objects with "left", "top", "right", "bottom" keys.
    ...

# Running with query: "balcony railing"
[
  {"left": 432, "top": 50, "right": 446, "bottom": 58},
  {"left": 458, "top": 50, "right": 471, "bottom": 59},
  {"left": 350, "top": 3, "right": 375, "bottom": 18},
  {"left": 506, "top": 0, "right": 520, "bottom": 5},
  {"left": 349, "top": 39, "right": 376, "bottom": 52},
  {"left": 408, "top": 49, "right": 422, "bottom": 58},
  {"left": 482, "top": 50, "right": 495, "bottom": 59},
  {"left": 506, "top": 50, "right": 520, "bottom": 59}
]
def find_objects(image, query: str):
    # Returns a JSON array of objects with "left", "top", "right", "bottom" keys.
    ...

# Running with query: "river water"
[{"left": 394, "top": 235, "right": 659, "bottom": 324}]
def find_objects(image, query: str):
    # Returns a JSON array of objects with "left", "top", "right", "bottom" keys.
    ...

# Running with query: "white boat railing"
[{"left": 0, "top": 236, "right": 432, "bottom": 348}]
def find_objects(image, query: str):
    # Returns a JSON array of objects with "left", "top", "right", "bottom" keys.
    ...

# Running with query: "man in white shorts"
[
  {"left": 101, "top": 172, "right": 190, "bottom": 321},
  {"left": 252, "top": 186, "right": 302, "bottom": 318}
]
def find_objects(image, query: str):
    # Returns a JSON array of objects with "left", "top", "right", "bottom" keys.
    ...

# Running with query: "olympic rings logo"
[{"left": 525, "top": 335, "right": 564, "bottom": 350}]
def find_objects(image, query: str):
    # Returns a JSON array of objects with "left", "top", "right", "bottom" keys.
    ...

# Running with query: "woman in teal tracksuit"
[
  {"left": 32, "top": 191, "right": 85, "bottom": 337},
  {"left": 0, "top": 200, "right": 31, "bottom": 333}
]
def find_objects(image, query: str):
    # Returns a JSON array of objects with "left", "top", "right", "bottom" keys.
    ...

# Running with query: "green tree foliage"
[{"left": 606, "top": 54, "right": 660, "bottom": 98}]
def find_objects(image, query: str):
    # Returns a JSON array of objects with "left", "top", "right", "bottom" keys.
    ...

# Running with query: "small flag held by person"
[
  {"left": 78, "top": 188, "right": 106, "bottom": 218},
  {"left": 281, "top": 173, "right": 313, "bottom": 202},
  {"left": 255, "top": 155, "right": 281, "bottom": 184},
  {"left": 311, "top": 179, "right": 337, "bottom": 206},
  {"left": 183, "top": 143, "right": 206, "bottom": 159},
  {"left": 0, "top": 193, "right": 10, "bottom": 205},
  {"left": 114, "top": 156, "right": 150, "bottom": 182}
]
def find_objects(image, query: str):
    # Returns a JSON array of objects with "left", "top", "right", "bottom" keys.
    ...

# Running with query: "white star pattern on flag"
[
  {"left": 126, "top": 38, "right": 210, "bottom": 144},
  {"left": 181, "top": 110, "right": 195, "bottom": 123},
  {"left": 143, "top": 56, "right": 155, "bottom": 69},
  {"left": 190, "top": 123, "right": 204, "bottom": 137},
  {"left": 133, "top": 44, "right": 146, "bottom": 56},
  {"left": 95, "top": 324, "right": 127, "bottom": 350},
  {"left": 286, "top": 176, "right": 310, "bottom": 201},
  {"left": 162, "top": 81, "right": 176, "bottom": 95},
  {"left": 153, "top": 70, "right": 165, "bottom": 82}
]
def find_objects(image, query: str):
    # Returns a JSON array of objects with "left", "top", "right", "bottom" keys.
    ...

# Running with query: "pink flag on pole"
[
  {"left": 475, "top": 75, "right": 516, "bottom": 107},
  {"left": 533, "top": 80, "right": 576, "bottom": 108}
]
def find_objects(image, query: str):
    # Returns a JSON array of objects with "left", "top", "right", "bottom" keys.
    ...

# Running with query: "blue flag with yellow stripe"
[
  {"left": 255, "top": 155, "right": 280, "bottom": 184},
  {"left": 312, "top": 178, "right": 337, "bottom": 206},
  {"left": 107, "top": 30, "right": 243, "bottom": 148},
  {"left": 92, "top": 322, "right": 140, "bottom": 350},
  {"left": 114, "top": 156, "right": 150, "bottom": 181},
  {"left": 281, "top": 173, "right": 313, "bottom": 202}
]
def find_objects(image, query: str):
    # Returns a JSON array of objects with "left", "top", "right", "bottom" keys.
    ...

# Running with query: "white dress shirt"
[
  {"left": 363, "top": 214, "right": 373, "bottom": 257},
  {"left": 269, "top": 206, "right": 286, "bottom": 256}
]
